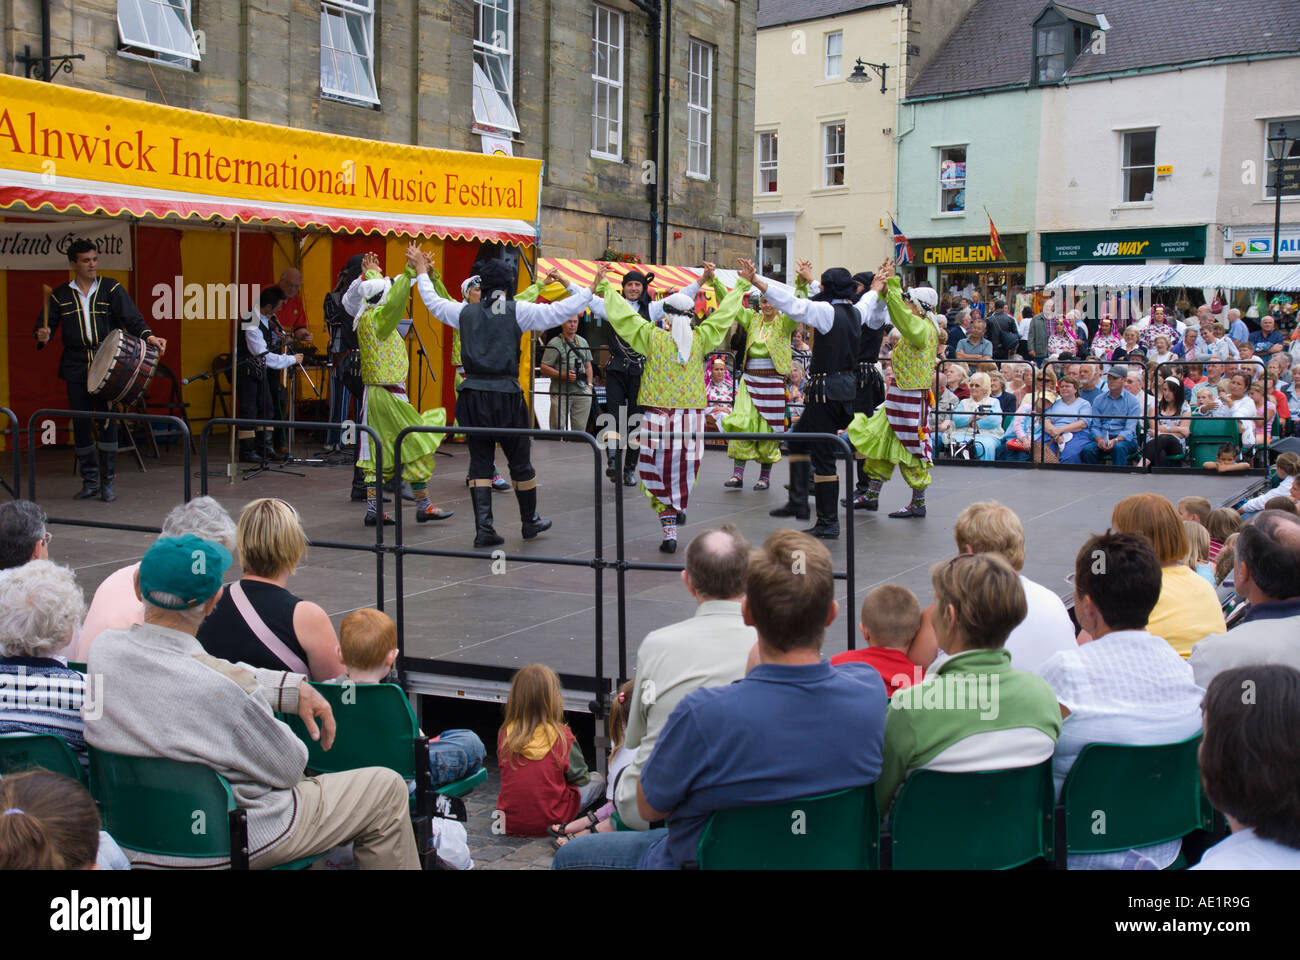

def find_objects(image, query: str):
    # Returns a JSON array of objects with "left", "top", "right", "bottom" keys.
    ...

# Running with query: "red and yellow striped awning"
[{"left": 537, "top": 258, "right": 703, "bottom": 296}]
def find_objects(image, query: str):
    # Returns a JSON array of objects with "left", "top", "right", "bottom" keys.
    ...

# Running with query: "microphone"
[{"left": 181, "top": 370, "right": 214, "bottom": 386}]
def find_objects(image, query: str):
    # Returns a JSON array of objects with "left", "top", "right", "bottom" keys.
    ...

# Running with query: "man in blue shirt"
[
  {"left": 1077, "top": 360, "right": 1106, "bottom": 405},
  {"left": 1226, "top": 309, "right": 1251, "bottom": 346},
  {"left": 551, "top": 530, "right": 888, "bottom": 870},
  {"left": 1251, "top": 315, "right": 1286, "bottom": 357},
  {"left": 1079, "top": 365, "right": 1142, "bottom": 466}
]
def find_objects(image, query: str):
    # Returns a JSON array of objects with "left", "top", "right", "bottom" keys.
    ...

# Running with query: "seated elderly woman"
[
  {"left": 0, "top": 500, "right": 51, "bottom": 572},
  {"left": 0, "top": 560, "right": 88, "bottom": 753},
  {"left": 1111, "top": 324, "right": 1143, "bottom": 362},
  {"left": 875, "top": 552, "right": 1062, "bottom": 818},
  {"left": 75, "top": 496, "right": 238, "bottom": 661},
  {"left": 1107, "top": 493, "right": 1226, "bottom": 656},
  {"left": 194, "top": 497, "right": 345, "bottom": 680},
  {"left": 703, "top": 355, "right": 735, "bottom": 434},
  {"left": 939, "top": 372, "right": 1004, "bottom": 460}
]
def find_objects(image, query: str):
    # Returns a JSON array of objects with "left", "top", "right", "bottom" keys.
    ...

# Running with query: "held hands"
[
  {"left": 544, "top": 268, "right": 563, "bottom": 286},
  {"left": 361, "top": 251, "right": 381, "bottom": 275},
  {"left": 404, "top": 242, "right": 426, "bottom": 273},
  {"left": 737, "top": 257, "right": 763, "bottom": 289},
  {"left": 700, "top": 261, "right": 716, "bottom": 282},
  {"left": 796, "top": 258, "right": 814, "bottom": 284},
  {"left": 876, "top": 258, "right": 895, "bottom": 284},
  {"left": 589, "top": 263, "right": 608, "bottom": 294}
]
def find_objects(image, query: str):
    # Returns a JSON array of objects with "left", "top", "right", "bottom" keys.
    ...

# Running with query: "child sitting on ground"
[
  {"left": 1203, "top": 442, "right": 1251, "bottom": 474},
  {"left": 550, "top": 679, "right": 635, "bottom": 848},
  {"left": 497, "top": 663, "right": 604, "bottom": 837},
  {"left": 830, "top": 584, "right": 926, "bottom": 695},
  {"left": 334, "top": 608, "right": 485, "bottom": 789},
  {"left": 1184, "top": 521, "right": 1214, "bottom": 585},
  {"left": 1206, "top": 507, "right": 1243, "bottom": 564}
]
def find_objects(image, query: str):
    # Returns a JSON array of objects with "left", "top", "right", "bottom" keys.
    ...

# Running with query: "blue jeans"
[
  {"left": 427, "top": 729, "right": 485, "bottom": 788},
  {"left": 1079, "top": 437, "right": 1137, "bottom": 466},
  {"left": 551, "top": 827, "right": 667, "bottom": 870},
  {"left": 996, "top": 437, "right": 1032, "bottom": 462}
]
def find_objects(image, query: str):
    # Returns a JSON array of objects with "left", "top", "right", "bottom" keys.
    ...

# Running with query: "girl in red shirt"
[{"left": 496, "top": 664, "right": 604, "bottom": 837}]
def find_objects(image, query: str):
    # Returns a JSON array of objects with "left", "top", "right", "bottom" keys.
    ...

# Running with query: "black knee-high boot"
[{"left": 770, "top": 460, "right": 811, "bottom": 519}]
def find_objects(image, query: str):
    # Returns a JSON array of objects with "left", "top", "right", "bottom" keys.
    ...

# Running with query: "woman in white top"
[
  {"left": 1225, "top": 372, "right": 1258, "bottom": 446},
  {"left": 941, "top": 372, "right": 1004, "bottom": 461},
  {"left": 1150, "top": 334, "right": 1176, "bottom": 368},
  {"left": 1194, "top": 665, "right": 1300, "bottom": 870}
]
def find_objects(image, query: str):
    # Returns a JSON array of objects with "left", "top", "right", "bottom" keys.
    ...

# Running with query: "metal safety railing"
[
  {"left": 24, "top": 410, "right": 192, "bottom": 532},
  {"left": 199, "top": 418, "right": 387, "bottom": 611},
  {"left": 927, "top": 357, "right": 1279, "bottom": 473},
  {"left": 1, "top": 406, "right": 19, "bottom": 499}
]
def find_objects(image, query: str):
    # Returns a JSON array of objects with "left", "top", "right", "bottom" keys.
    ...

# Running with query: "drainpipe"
[
  {"left": 633, "top": 1, "right": 661, "bottom": 262},
  {"left": 660, "top": 0, "right": 672, "bottom": 264}
]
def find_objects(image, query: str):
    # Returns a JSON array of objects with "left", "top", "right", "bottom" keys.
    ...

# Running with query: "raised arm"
[
  {"left": 694, "top": 277, "right": 752, "bottom": 355},
  {"left": 750, "top": 273, "right": 837, "bottom": 333},
  {"left": 414, "top": 271, "right": 466, "bottom": 329},
  {"left": 596, "top": 279, "right": 655, "bottom": 356},
  {"left": 373, "top": 266, "right": 415, "bottom": 341},
  {"left": 883, "top": 275, "right": 931, "bottom": 350}
]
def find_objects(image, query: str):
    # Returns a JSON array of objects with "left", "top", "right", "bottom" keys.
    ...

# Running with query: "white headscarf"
[
  {"left": 353, "top": 272, "right": 392, "bottom": 330},
  {"left": 661, "top": 292, "right": 696, "bottom": 364}
]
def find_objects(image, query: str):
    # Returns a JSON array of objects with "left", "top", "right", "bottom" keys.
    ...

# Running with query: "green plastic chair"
[
  {"left": 695, "top": 785, "right": 878, "bottom": 870},
  {"left": 883, "top": 760, "right": 1055, "bottom": 870},
  {"left": 0, "top": 734, "right": 87, "bottom": 784},
  {"left": 1054, "top": 735, "right": 1213, "bottom": 869},
  {"left": 1188, "top": 416, "right": 1241, "bottom": 467},
  {"left": 87, "top": 746, "right": 316, "bottom": 869},
  {"left": 280, "top": 682, "right": 484, "bottom": 867},
  {"left": 65, "top": 661, "right": 88, "bottom": 673}
]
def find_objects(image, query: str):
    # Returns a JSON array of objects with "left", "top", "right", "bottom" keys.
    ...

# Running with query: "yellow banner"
[{"left": 0, "top": 74, "right": 539, "bottom": 222}]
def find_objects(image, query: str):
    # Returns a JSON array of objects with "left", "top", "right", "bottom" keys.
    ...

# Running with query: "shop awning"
[
  {"left": 1045, "top": 264, "right": 1183, "bottom": 288},
  {"left": 1047, "top": 263, "right": 1300, "bottom": 291},
  {"left": 0, "top": 74, "right": 540, "bottom": 245}
]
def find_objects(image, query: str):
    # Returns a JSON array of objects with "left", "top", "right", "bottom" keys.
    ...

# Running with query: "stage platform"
[{"left": 22, "top": 435, "right": 1255, "bottom": 712}]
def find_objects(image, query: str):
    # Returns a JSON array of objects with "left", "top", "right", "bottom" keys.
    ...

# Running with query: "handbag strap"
[{"left": 228, "top": 580, "right": 311, "bottom": 676}]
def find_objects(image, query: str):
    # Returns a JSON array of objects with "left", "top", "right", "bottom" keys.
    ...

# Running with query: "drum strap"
[{"left": 227, "top": 581, "right": 311, "bottom": 676}]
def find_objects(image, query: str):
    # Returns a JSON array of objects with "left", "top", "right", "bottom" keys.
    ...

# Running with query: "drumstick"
[{"left": 42, "top": 284, "right": 51, "bottom": 331}]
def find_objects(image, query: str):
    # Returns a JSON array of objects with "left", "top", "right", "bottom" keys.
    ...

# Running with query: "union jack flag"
[{"left": 891, "top": 217, "right": 913, "bottom": 265}]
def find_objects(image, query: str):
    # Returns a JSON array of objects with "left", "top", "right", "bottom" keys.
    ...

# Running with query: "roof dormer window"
[{"left": 1032, "top": 4, "right": 1102, "bottom": 85}]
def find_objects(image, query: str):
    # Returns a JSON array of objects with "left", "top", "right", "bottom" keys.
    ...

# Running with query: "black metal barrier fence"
[
  {"left": 24, "top": 410, "right": 192, "bottom": 533},
  {"left": 1, "top": 406, "right": 19, "bottom": 497},
  {"left": 199, "top": 418, "right": 387, "bottom": 612},
  {"left": 923, "top": 357, "right": 1278, "bottom": 473},
  {"left": 390, "top": 424, "right": 859, "bottom": 720},
  {"left": 14, "top": 409, "right": 858, "bottom": 721}
]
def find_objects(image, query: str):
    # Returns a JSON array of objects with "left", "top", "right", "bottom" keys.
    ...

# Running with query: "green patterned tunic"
[{"left": 597, "top": 277, "right": 749, "bottom": 409}]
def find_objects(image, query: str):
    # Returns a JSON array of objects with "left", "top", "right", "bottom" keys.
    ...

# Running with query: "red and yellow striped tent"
[{"left": 538, "top": 258, "right": 703, "bottom": 295}]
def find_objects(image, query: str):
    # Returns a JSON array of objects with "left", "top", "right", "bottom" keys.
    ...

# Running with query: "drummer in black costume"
[{"left": 34, "top": 239, "right": 164, "bottom": 503}]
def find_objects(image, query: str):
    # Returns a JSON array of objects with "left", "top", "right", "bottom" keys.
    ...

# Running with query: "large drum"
[{"left": 87, "top": 329, "right": 159, "bottom": 404}]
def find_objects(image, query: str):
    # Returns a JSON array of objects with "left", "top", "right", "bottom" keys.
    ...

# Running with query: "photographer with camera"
[{"left": 540, "top": 313, "right": 596, "bottom": 433}]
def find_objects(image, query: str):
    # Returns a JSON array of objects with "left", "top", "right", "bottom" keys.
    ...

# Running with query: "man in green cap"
[{"left": 85, "top": 534, "right": 420, "bottom": 869}]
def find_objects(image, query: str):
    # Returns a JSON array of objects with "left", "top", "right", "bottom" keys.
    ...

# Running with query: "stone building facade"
[{"left": 2, "top": 0, "right": 757, "bottom": 266}]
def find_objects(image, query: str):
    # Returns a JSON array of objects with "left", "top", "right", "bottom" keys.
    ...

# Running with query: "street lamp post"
[{"left": 1267, "top": 123, "right": 1293, "bottom": 266}]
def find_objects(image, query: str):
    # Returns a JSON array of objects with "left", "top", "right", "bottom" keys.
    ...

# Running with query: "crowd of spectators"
[{"left": 3, "top": 471, "right": 1299, "bottom": 872}]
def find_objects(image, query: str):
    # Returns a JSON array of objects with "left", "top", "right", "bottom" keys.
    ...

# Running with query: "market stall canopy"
[
  {"left": 538, "top": 258, "right": 703, "bottom": 294},
  {"left": 0, "top": 74, "right": 540, "bottom": 245},
  {"left": 1047, "top": 263, "right": 1300, "bottom": 292}
]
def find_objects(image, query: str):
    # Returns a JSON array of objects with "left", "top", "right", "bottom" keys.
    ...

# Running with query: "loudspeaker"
[{"left": 1270, "top": 436, "right": 1300, "bottom": 457}]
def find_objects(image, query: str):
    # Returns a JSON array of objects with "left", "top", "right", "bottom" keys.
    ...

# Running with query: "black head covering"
[
  {"left": 852, "top": 271, "right": 875, "bottom": 293},
  {"left": 811, "top": 267, "right": 857, "bottom": 302},
  {"left": 336, "top": 253, "right": 365, "bottom": 293},
  {"left": 622, "top": 269, "right": 654, "bottom": 288},
  {"left": 473, "top": 259, "right": 516, "bottom": 301}
]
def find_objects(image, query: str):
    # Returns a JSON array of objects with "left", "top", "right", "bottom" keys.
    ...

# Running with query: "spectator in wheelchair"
[
  {"left": 1039, "top": 532, "right": 1204, "bottom": 869},
  {"left": 1193, "top": 665, "right": 1300, "bottom": 869},
  {"left": 939, "top": 372, "right": 1003, "bottom": 461}
]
